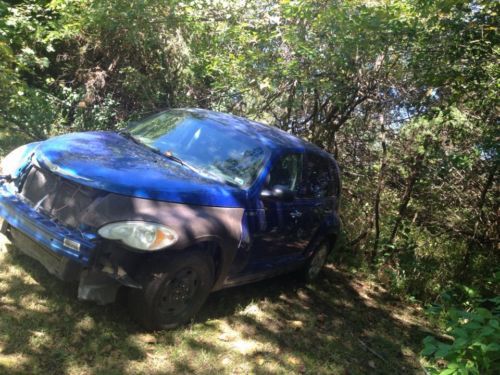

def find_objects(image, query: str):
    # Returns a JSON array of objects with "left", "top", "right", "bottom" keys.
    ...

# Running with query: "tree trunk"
[
  {"left": 389, "top": 137, "right": 429, "bottom": 245},
  {"left": 461, "top": 162, "right": 498, "bottom": 276},
  {"left": 477, "top": 163, "right": 497, "bottom": 225},
  {"left": 372, "top": 114, "right": 387, "bottom": 263}
]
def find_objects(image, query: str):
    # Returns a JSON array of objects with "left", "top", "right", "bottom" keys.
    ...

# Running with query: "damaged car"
[{"left": 0, "top": 109, "right": 341, "bottom": 330}]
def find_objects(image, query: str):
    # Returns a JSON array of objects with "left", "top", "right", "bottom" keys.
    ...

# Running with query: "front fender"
[
  {"left": 83, "top": 193, "right": 245, "bottom": 288},
  {"left": 1, "top": 142, "right": 40, "bottom": 178}
]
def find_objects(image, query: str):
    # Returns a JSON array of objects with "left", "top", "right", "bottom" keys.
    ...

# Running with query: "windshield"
[{"left": 127, "top": 110, "right": 269, "bottom": 187}]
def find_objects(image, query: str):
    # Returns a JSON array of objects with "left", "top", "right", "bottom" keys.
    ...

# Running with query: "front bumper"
[{"left": 0, "top": 182, "right": 98, "bottom": 266}]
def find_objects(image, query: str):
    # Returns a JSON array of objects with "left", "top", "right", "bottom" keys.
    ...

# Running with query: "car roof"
[{"left": 180, "top": 108, "right": 332, "bottom": 158}]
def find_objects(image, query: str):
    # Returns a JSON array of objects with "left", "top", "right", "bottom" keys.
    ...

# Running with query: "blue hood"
[{"left": 34, "top": 131, "right": 248, "bottom": 207}]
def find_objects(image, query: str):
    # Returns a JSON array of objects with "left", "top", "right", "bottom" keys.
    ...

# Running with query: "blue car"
[{"left": 0, "top": 109, "right": 341, "bottom": 330}]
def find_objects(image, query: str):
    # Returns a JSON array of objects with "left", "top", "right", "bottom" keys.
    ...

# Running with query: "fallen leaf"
[
  {"left": 138, "top": 334, "right": 157, "bottom": 344},
  {"left": 288, "top": 355, "right": 301, "bottom": 365},
  {"left": 290, "top": 320, "right": 304, "bottom": 329}
]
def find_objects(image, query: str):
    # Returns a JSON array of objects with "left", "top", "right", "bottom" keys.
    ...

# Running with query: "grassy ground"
[{"left": 0, "top": 234, "right": 434, "bottom": 375}]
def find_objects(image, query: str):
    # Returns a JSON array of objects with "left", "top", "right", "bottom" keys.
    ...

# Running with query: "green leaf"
[
  {"left": 435, "top": 345, "right": 451, "bottom": 358},
  {"left": 485, "top": 343, "right": 500, "bottom": 352},
  {"left": 422, "top": 344, "right": 437, "bottom": 356},
  {"left": 479, "top": 326, "right": 494, "bottom": 337},
  {"left": 488, "top": 319, "right": 499, "bottom": 329},
  {"left": 439, "top": 367, "right": 457, "bottom": 375}
]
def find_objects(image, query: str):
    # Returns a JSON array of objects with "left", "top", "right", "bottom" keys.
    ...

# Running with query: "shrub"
[{"left": 422, "top": 294, "right": 500, "bottom": 374}]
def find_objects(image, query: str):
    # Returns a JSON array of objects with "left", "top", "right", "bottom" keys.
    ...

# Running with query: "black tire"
[
  {"left": 300, "top": 241, "right": 331, "bottom": 283},
  {"left": 128, "top": 252, "right": 214, "bottom": 331},
  {"left": 0, "top": 218, "right": 9, "bottom": 236}
]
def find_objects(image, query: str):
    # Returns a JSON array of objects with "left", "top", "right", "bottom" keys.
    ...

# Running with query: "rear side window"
[
  {"left": 299, "top": 153, "right": 336, "bottom": 198},
  {"left": 267, "top": 153, "right": 303, "bottom": 191}
]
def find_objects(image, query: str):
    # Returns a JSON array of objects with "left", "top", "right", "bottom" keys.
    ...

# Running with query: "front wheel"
[
  {"left": 128, "top": 252, "right": 214, "bottom": 330},
  {"left": 0, "top": 219, "right": 15, "bottom": 254},
  {"left": 0, "top": 218, "right": 9, "bottom": 237}
]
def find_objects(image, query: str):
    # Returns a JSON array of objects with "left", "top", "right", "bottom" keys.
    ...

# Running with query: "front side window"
[
  {"left": 127, "top": 110, "right": 269, "bottom": 187},
  {"left": 267, "top": 153, "right": 303, "bottom": 191}
]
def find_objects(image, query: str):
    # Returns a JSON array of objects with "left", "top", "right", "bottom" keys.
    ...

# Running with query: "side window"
[
  {"left": 299, "top": 153, "right": 334, "bottom": 198},
  {"left": 267, "top": 154, "right": 303, "bottom": 191}
]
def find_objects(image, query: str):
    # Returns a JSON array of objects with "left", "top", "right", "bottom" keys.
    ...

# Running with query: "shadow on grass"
[
  {"left": 0, "top": 245, "right": 145, "bottom": 375},
  {"left": 0, "top": 242, "right": 429, "bottom": 374},
  {"left": 198, "top": 268, "right": 429, "bottom": 374}
]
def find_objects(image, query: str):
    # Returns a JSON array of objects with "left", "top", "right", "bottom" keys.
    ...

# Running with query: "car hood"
[{"left": 34, "top": 131, "right": 248, "bottom": 207}]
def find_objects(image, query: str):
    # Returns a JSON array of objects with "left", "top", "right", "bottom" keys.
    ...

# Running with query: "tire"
[
  {"left": 301, "top": 241, "right": 331, "bottom": 283},
  {"left": 0, "top": 220, "right": 15, "bottom": 254},
  {"left": 128, "top": 252, "right": 214, "bottom": 331},
  {"left": 0, "top": 218, "right": 9, "bottom": 236}
]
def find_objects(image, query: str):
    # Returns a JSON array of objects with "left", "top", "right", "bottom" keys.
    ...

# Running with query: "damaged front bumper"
[
  {"left": 0, "top": 181, "right": 140, "bottom": 304},
  {"left": 0, "top": 182, "right": 97, "bottom": 265}
]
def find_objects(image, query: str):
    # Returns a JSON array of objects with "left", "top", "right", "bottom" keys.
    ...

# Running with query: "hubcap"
[
  {"left": 158, "top": 267, "right": 199, "bottom": 317},
  {"left": 308, "top": 245, "right": 328, "bottom": 279}
]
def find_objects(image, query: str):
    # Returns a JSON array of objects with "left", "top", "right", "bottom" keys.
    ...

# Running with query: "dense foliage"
[
  {"left": 0, "top": 0, "right": 498, "bottom": 369},
  {"left": 423, "top": 302, "right": 500, "bottom": 374},
  {"left": 423, "top": 275, "right": 500, "bottom": 374}
]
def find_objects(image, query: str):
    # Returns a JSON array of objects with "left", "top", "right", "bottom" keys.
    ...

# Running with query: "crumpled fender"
[
  {"left": 82, "top": 193, "right": 246, "bottom": 289},
  {"left": 1, "top": 142, "right": 40, "bottom": 178}
]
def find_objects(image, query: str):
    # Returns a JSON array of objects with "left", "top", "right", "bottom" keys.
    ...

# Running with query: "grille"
[{"left": 21, "top": 166, "right": 101, "bottom": 228}]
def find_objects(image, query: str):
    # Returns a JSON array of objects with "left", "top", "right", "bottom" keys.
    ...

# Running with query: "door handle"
[{"left": 290, "top": 210, "right": 302, "bottom": 219}]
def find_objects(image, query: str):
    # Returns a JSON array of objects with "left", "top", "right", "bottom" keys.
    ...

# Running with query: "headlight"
[{"left": 98, "top": 221, "right": 178, "bottom": 251}]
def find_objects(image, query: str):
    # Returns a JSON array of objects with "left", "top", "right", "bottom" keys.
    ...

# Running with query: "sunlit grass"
[{"left": 0, "top": 234, "right": 432, "bottom": 374}]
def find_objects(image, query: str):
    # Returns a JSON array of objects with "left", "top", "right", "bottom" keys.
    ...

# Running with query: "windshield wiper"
[
  {"left": 162, "top": 151, "right": 186, "bottom": 167},
  {"left": 118, "top": 131, "right": 202, "bottom": 172},
  {"left": 164, "top": 151, "right": 240, "bottom": 186},
  {"left": 161, "top": 151, "right": 201, "bottom": 174},
  {"left": 117, "top": 130, "right": 239, "bottom": 187},
  {"left": 118, "top": 130, "right": 143, "bottom": 146}
]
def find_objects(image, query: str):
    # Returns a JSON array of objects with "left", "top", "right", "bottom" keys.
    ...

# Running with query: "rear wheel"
[
  {"left": 128, "top": 252, "right": 214, "bottom": 330},
  {"left": 301, "top": 241, "right": 330, "bottom": 283}
]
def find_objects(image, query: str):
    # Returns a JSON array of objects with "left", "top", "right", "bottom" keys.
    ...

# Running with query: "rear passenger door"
[
  {"left": 251, "top": 152, "right": 336, "bottom": 261},
  {"left": 295, "top": 152, "right": 337, "bottom": 243}
]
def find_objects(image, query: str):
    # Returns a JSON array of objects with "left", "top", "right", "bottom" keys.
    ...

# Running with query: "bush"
[{"left": 422, "top": 293, "right": 500, "bottom": 374}]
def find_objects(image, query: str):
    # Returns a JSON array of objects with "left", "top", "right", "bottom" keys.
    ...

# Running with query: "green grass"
[{"left": 0, "top": 235, "right": 433, "bottom": 374}]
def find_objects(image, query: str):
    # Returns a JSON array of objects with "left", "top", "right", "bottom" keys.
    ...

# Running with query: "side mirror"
[{"left": 260, "top": 185, "right": 295, "bottom": 202}]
